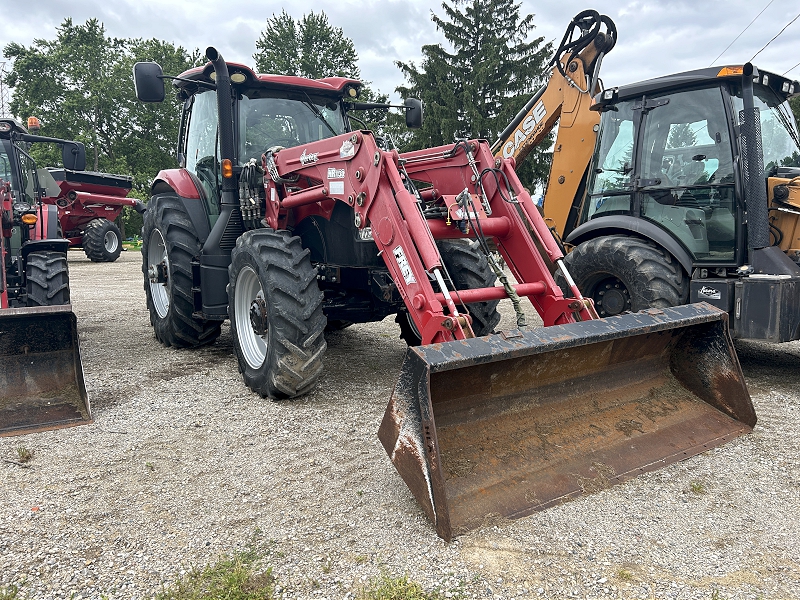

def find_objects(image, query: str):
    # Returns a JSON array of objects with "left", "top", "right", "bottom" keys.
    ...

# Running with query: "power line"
[
  {"left": 750, "top": 11, "right": 800, "bottom": 62},
  {"left": 783, "top": 60, "right": 800, "bottom": 76},
  {"left": 710, "top": 0, "right": 775, "bottom": 66}
]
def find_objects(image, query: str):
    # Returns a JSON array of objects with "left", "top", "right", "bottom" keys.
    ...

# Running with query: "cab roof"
[
  {"left": 0, "top": 118, "right": 27, "bottom": 138},
  {"left": 611, "top": 65, "right": 799, "bottom": 102},
  {"left": 174, "top": 61, "right": 362, "bottom": 100}
]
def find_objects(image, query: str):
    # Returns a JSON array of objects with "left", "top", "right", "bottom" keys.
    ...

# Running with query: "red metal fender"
[{"left": 152, "top": 169, "right": 201, "bottom": 199}]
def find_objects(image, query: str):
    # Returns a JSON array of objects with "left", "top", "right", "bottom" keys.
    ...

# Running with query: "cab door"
[{"left": 635, "top": 86, "right": 739, "bottom": 265}]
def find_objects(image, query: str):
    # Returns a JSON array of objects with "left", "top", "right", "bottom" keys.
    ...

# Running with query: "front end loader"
[
  {"left": 0, "top": 118, "right": 91, "bottom": 436},
  {"left": 133, "top": 50, "right": 754, "bottom": 539}
]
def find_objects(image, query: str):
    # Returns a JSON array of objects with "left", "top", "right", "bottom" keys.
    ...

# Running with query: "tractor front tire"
[
  {"left": 397, "top": 239, "right": 501, "bottom": 346},
  {"left": 26, "top": 251, "right": 70, "bottom": 306},
  {"left": 141, "top": 195, "right": 221, "bottom": 348},
  {"left": 83, "top": 218, "right": 122, "bottom": 262},
  {"left": 561, "top": 235, "right": 688, "bottom": 317},
  {"left": 228, "top": 229, "right": 327, "bottom": 399}
]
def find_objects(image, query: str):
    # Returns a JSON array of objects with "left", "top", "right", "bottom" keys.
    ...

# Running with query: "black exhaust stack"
[
  {"left": 740, "top": 63, "right": 800, "bottom": 275},
  {"left": 200, "top": 47, "right": 244, "bottom": 318}
]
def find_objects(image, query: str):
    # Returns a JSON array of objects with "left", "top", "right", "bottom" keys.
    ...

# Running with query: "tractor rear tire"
[
  {"left": 560, "top": 235, "right": 688, "bottom": 317},
  {"left": 397, "top": 239, "right": 501, "bottom": 346},
  {"left": 142, "top": 195, "right": 221, "bottom": 348},
  {"left": 228, "top": 229, "right": 327, "bottom": 399},
  {"left": 83, "top": 218, "right": 122, "bottom": 262},
  {"left": 26, "top": 251, "right": 70, "bottom": 306}
]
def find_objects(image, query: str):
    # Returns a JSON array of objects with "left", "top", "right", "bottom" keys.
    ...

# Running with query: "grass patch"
[
  {"left": 16, "top": 447, "right": 33, "bottom": 463},
  {"left": 689, "top": 480, "right": 706, "bottom": 495},
  {"left": 616, "top": 569, "right": 633, "bottom": 581},
  {"left": 359, "top": 574, "right": 449, "bottom": 600},
  {"left": 0, "top": 585, "right": 21, "bottom": 600},
  {"left": 123, "top": 236, "right": 143, "bottom": 251},
  {"left": 156, "top": 547, "right": 274, "bottom": 599}
]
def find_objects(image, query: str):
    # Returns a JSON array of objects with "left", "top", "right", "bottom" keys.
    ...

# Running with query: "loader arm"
[
  {"left": 262, "top": 132, "right": 594, "bottom": 346},
  {"left": 492, "top": 10, "right": 616, "bottom": 239}
]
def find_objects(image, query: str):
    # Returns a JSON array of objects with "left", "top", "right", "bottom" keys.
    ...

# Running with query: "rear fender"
[
  {"left": 150, "top": 169, "right": 212, "bottom": 242},
  {"left": 566, "top": 215, "right": 694, "bottom": 275},
  {"left": 28, "top": 203, "right": 61, "bottom": 241},
  {"left": 20, "top": 239, "right": 70, "bottom": 261}
]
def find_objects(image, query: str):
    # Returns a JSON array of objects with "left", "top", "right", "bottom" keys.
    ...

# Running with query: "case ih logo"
[
  {"left": 327, "top": 167, "right": 345, "bottom": 179},
  {"left": 300, "top": 149, "right": 319, "bottom": 165},
  {"left": 502, "top": 101, "right": 547, "bottom": 159}
]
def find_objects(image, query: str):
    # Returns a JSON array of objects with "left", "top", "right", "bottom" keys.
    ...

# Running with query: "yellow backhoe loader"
[{"left": 495, "top": 11, "right": 800, "bottom": 343}]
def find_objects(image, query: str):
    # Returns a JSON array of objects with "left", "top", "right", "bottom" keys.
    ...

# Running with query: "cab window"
[{"left": 184, "top": 91, "right": 221, "bottom": 217}]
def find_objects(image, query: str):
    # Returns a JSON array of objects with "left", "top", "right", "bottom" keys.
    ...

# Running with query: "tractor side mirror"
[
  {"left": 133, "top": 62, "right": 166, "bottom": 103},
  {"left": 405, "top": 98, "right": 423, "bottom": 129},
  {"left": 62, "top": 142, "right": 86, "bottom": 171}
]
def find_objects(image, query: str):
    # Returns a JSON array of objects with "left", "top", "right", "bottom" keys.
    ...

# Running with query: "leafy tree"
[
  {"left": 254, "top": 10, "right": 360, "bottom": 80},
  {"left": 253, "top": 10, "right": 388, "bottom": 133},
  {"left": 3, "top": 19, "right": 199, "bottom": 234},
  {"left": 396, "top": 0, "right": 553, "bottom": 188}
]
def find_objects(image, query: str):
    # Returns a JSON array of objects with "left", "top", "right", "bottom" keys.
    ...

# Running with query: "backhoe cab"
[
  {"left": 494, "top": 11, "right": 800, "bottom": 344},
  {"left": 567, "top": 64, "right": 800, "bottom": 341},
  {"left": 134, "top": 48, "right": 754, "bottom": 540}
]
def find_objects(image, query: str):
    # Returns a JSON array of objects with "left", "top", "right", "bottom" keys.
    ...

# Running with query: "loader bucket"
[
  {"left": 379, "top": 302, "right": 755, "bottom": 540},
  {"left": 0, "top": 305, "right": 91, "bottom": 436}
]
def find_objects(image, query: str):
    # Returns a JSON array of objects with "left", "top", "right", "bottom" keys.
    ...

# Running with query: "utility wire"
[
  {"left": 710, "top": 0, "right": 775, "bottom": 65},
  {"left": 782, "top": 60, "right": 800, "bottom": 76},
  {"left": 750, "top": 12, "right": 800, "bottom": 61}
]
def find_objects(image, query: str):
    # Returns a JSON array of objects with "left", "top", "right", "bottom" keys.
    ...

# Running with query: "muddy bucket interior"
[
  {"left": 379, "top": 303, "right": 755, "bottom": 540},
  {"left": 0, "top": 305, "right": 91, "bottom": 436}
]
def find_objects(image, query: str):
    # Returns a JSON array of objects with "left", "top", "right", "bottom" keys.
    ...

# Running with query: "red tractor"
[
  {"left": 133, "top": 49, "right": 755, "bottom": 540},
  {"left": 0, "top": 117, "right": 91, "bottom": 435}
]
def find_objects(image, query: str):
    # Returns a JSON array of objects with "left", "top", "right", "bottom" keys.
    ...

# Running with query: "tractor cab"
[
  {"left": 165, "top": 63, "right": 359, "bottom": 220},
  {"left": 577, "top": 66, "right": 800, "bottom": 270}
]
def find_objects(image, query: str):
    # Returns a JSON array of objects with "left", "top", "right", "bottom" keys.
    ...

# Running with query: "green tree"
[
  {"left": 3, "top": 19, "right": 198, "bottom": 233},
  {"left": 396, "top": 0, "right": 553, "bottom": 188},
  {"left": 254, "top": 10, "right": 361, "bottom": 80},
  {"left": 253, "top": 10, "right": 388, "bottom": 133}
]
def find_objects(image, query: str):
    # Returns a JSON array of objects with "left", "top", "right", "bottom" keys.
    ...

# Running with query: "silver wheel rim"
[
  {"left": 104, "top": 229, "right": 119, "bottom": 253},
  {"left": 235, "top": 265, "right": 268, "bottom": 369},
  {"left": 148, "top": 229, "right": 169, "bottom": 318}
]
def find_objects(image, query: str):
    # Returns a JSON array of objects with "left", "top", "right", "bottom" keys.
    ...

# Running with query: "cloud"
[{"left": 2, "top": 0, "right": 798, "bottom": 103}]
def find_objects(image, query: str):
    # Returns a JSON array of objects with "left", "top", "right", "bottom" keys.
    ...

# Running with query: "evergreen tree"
[
  {"left": 666, "top": 122, "right": 698, "bottom": 149},
  {"left": 396, "top": 0, "right": 552, "bottom": 188}
]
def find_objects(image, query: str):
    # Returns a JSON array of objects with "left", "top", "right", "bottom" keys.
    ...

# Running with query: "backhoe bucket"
[
  {"left": 0, "top": 305, "right": 91, "bottom": 436},
  {"left": 379, "top": 303, "right": 755, "bottom": 540}
]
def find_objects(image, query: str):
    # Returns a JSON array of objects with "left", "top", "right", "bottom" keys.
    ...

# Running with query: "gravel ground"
[{"left": 1, "top": 249, "right": 799, "bottom": 600}]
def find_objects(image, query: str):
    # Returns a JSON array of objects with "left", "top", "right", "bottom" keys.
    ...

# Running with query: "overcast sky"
[{"left": 2, "top": 0, "right": 799, "bottom": 104}]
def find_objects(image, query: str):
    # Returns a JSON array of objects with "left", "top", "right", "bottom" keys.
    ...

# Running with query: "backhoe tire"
[
  {"left": 83, "top": 218, "right": 122, "bottom": 262},
  {"left": 397, "top": 239, "right": 501, "bottom": 346},
  {"left": 142, "top": 195, "right": 221, "bottom": 348},
  {"left": 228, "top": 229, "right": 326, "bottom": 399},
  {"left": 26, "top": 251, "right": 70, "bottom": 306},
  {"left": 560, "top": 235, "right": 688, "bottom": 317}
]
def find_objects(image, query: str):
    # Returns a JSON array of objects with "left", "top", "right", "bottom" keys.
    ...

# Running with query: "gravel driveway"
[{"left": 2, "top": 250, "right": 799, "bottom": 599}]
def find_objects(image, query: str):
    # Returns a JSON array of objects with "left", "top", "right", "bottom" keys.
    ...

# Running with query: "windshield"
[
  {"left": 732, "top": 84, "right": 800, "bottom": 170},
  {"left": 589, "top": 101, "right": 636, "bottom": 196},
  {"left": 0, "top": 142, "right": 12, "bottom": 185},
  {"left": 239, "top": 94, "right": 346, "bottom": 163}
]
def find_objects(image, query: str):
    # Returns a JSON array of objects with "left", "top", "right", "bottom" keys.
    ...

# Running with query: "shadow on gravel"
[{"left": 735, "top": 339, "right": 800, "bottom": 390}]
